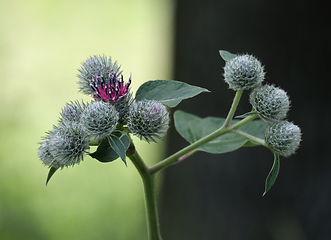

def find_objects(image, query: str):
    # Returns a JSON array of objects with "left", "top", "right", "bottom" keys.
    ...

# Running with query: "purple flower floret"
[{"left": 89, "top": 70, "right": 131, "bottom": 103}]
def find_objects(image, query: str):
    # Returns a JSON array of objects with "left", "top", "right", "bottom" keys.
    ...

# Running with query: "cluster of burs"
[
  {"left": 38, "top": 56, "right": 170, "bottom": 169},
  {"left": 223, "top": 54, "right": 302, "bottom": 157}
]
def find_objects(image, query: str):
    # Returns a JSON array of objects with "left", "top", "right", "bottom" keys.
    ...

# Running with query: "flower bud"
[
  {"left": 114, "top": 92, "right": 133, "bottom": 124},
  {"left": 38, "top": 123, "right": 89, "bottom": 169},
  {"left": 38, "top": 131, "right": 59, "bottom": 168},
  {"left": 77, "top": 55, "right": 122, "bottom": 95},
  {"left": 127, "top": 100, "right": 169, "bottom": 142},
  {"left": 265, "top": 121, "right": 302, "bottom": 157},
  {"left": 80, "top": 100, "right": 119, "bottom": 139},
  {"left": 249, "top": 84, "right": 290, "bottom": 124},
  {"left": 60, "top": 100, "right": 87, "bottom": 124},
  {"left": 223, "top": 54, "right": 265, "bottom": 90}
]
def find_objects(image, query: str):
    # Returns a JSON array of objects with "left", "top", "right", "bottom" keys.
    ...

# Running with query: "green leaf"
[
  {"left": 89, "top": 131, "right": 131, "bottom": 165},
  {"left": 89, "top": 138, "right": 120, "bottom": 163},
  {"left": 107, "top": 131, "right": 130, "bottom": 165},
  {"left": 263, "top": 153, "right": 280, "bottom": 196},
  {"left": 174, "top": 110, "right": 266, "bottom": 154},
  {"left": 46, "top": 167, "right": 58, "bottom": 185},
  {"left": 135, "top": 80, "right": 210, "bottom": 108},
  {"left": 219, "top": 50, "right": 237, "bottom": 62}
]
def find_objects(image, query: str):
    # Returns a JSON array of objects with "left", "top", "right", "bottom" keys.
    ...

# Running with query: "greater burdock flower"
[
  {"left": 78, "top": 55, "right": 122, "bottom": 95},
  {"left": 223, "top": 54, "right": 265, "bottom": 90},
  {"left": 114, "top": 92, "right": 133, "bottom": 124},
  {"left": 127, "top": 100, "right": 169, "bottom": 142},
  {"left": 60, "top": 101, "right": 87, "bottom": 124},
  {"left": 89, "top": 71, "right": 131, "bottom": 103},
  {"left": 265, "top": 121, "right": 302, "bottom": 157},
  {"left": 77, "top": 55, "right": 131, "bottom": 103},
  {"left": 38, "top": 131, "right": 59, "bottom": 168},
  {"left": 38, "top": 123, "right": 89, "bottom": 169},
  {"left": 249, "top": 84, "right": 290, "bottom": 124},
  {"left": 80, "top": 100, "right": 119, "bottom": 140}
]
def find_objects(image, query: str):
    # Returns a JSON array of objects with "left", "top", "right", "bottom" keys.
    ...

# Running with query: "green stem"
[
  {"left": 123, "top": 91, "right": 260, "bottom": 239},
  {"left": 230, "top": 113, "right": 259, "bottom": 130},
  {"left": 222, "top": 90, "right": 243, "bottom": 127},
  {"left": 126, "top": 142, "right": 163, "bottom": 240},
  {"left": 149, "top": 126, "right": 231, "bottom": 174},
  {"left": 232, "top": 129, "right": 267, "bottom": 147},
  {"left": 89, "top": 138, "right": 102, "bottom": 146},
  {"left": 149, "top": 90, "right": 244, "bottom": 175}
]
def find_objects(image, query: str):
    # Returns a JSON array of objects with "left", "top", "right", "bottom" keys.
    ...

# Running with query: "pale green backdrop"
[{"left": 0, "top": 0, "right": 173, "bottom": 239}]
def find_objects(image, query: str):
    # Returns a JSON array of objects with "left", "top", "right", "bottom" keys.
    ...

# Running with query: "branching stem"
[
  {"left": 126, "top": 90, "right": 263, "bottom": 239},
  {"left": 149, "top": 90, "right": 253, "bottom": 174}
]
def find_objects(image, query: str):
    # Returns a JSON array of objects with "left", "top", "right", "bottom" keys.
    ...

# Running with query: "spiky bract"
[
  {"left": 80, "top": 100, "right": 119, "bottom": 140},
  {"left": 114, "top": 93, "right": 133, "bottom": 123},
  {"left": 250, "top": 85, "right": 290, "bottom": 124},
  {"left": 265, "top": 121, "right": 302, "bottom": 157},
  {"left": 127, "top": 100, "right": 169, "bottom": 142},
  {"left": 38, "top": 123, "right": 89, "bottom": 169},
  {"left": 38, "top": 133, "right": 59, "bottom": 168},
  {"left": 60, "top": 101, "right": 87, "bottom": 124},
  {"left": 77, "top": 55, "right": 122, "bottom": 95},
  {"left": 224, "top": 54, "right": 265, "bottom": 90}
]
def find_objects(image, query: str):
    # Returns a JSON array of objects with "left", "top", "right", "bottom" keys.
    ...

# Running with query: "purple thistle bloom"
[{"left": 89, "top": 70, "right": 131, "bottom": 103}]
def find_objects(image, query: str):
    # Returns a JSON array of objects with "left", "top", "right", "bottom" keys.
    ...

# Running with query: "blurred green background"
[{"left": 0, "top": 0, "right": 173, "bottom": 239}]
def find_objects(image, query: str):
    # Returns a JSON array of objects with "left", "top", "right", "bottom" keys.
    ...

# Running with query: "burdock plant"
[{"left": 38, "top": 51, "right": 302, "bottom": 240}]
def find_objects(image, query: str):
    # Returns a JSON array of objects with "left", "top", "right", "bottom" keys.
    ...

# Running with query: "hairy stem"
[
  {"left": 230, "top": 113, "right": 259, "bottom": 129},
  {"left": 231, "top": 129, "right": 267, "bottom": 147},
  {"left": 126, "top": 142, "right": 163, "bottom": 240},
  {"left": 222, "top": 90, "right": 243, "bottom": 127},
  {"left": 148, "top": 127, "right": 231, "bottom": 174}
]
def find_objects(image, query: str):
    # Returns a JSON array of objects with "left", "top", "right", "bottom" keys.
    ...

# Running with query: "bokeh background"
[
  {"left": 0, "top": 0, "right": 173, "bottom": 239},
  {"left": 1, "top": 0, "right": 330, "bottom": 239},
  {"left": 160, "top": 0, "right": 331, "bottom": 240}
]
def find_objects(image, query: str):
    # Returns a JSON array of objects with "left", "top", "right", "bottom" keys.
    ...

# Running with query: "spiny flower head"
[
  {"left": 38, "top": 123, "right": 89, "bottom": 169},
  {"left": 249, "top": 84, "right": 290, "bottom": 124},
  {"left": 80, "top": 100, "right": 119, "bottom": 140},
  {"left": 89, "top": 71, "right": 131, "bottom": 103},
  {"left": 60, "top": 100, "right": 87, "bottom": 124},
  {"left": 114, "top": 92, "right": 133, "bottom": 124},
  {"left": 265, "top": 120, "right": 302, "bottom": 157},
  {"left": 77, "top": 55, "right": 131, "bottom": 103},
  {"left": 223, "top": 54, "right": 265, "bottom": 90},
  {"left": 38, "top": 132, "right": 59, "bottom": 168},
  {"left": 78, "top": 55, "right": 121, "bottom": 95},
  {"left": 127, "top": 100, "right": 169, "bottom": 142}
]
